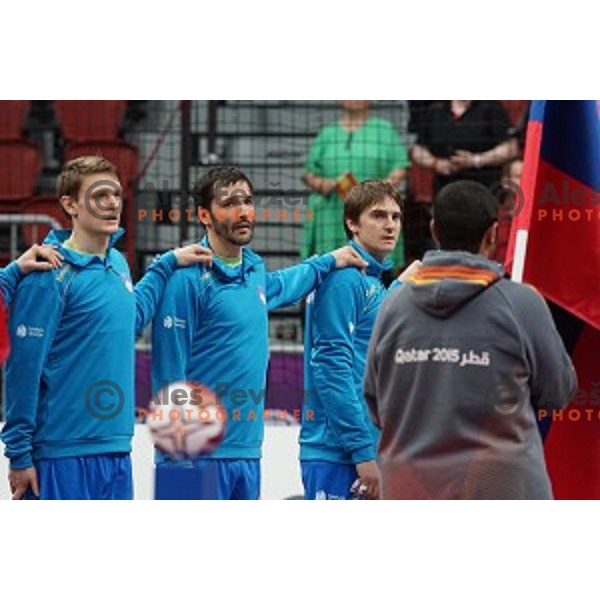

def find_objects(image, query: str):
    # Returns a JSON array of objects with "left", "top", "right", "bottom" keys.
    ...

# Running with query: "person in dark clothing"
[
  {"left": 364, "top": 180, "right": 576, "bottom": 499},
  {"left": 410, "top": 101, "right": 519, "bottom": 193}
]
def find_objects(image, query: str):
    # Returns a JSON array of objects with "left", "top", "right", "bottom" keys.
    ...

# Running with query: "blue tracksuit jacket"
[
  {"left": 152, "top": 237, "right": 337, "bottom": 460},
  {"left": 300, "top": 241, "right": 392, "bottom": 464},
  {"left": 0, "top": 261, "right": 25, "bottom": 306},
  {"left": 1, "top": 228, "right": 178, "bottom": 469}
]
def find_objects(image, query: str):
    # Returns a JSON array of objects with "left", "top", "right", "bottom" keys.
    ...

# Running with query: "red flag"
[
  {"left": 544, "top": 325, "right": 600, "bottom": 498},
  {"left": 506, "top": 101, "right": 600, "bottom": 329},
  {"left": 505, "top": 101, "right": 600, "bottom": 498}
]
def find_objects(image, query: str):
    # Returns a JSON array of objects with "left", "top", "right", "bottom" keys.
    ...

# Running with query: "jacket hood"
[
  {"left": 44, "top": 228, "right": 125, "bottom": 267},
  {"left": 199, "top": 236, "right": 263, "bottom": 283},
  {"left": 406, "top": 250, "right": 504, "bottom": 318},
  {"left": 349, "top": 240, "right": 392, "bottom": 278}
]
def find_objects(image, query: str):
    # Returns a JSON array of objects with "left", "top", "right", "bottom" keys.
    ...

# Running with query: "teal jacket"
[
  {"left": 152, "top": 237, "right": 337, "bottom": 460},
  {"left": 1, "top": 229, "right": 178, "bottom": 469},
  {"left": 301, "top": 241, "right": 392, "bottom": 464}
]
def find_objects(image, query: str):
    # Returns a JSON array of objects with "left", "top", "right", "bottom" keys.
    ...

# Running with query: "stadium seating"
[
  {"left": 0, "top": 101, "right": 31, "bottom": 140},
  {"left": 21, "top": 196, "right": 70, "bottom": 246},
  {"left": 54, "top": 101, "right": 138, "bottom": 261},
  {"left": 0, "top": 141, "right": 42, "bottom": 208},
  {"left": 54, "top": 100, "right": 127, "bottom": 142}
]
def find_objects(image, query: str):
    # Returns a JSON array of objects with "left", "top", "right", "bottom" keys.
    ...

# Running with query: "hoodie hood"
[
  {"left": 199, "top": 235, "right": 263, "bottom": 283},
  {"left": 406, "top": 250, "right": 504, "bottom": 318},
  {"left": 44, "top": 228, "right": 125, "bottom": 267},
  {"left": 349, "top": 240, "right": 392, "bottom": 278}
]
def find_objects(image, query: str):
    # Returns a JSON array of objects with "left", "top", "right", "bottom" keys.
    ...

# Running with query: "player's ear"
[
  {"left": 198, "top": 207, "right": 212, "bottom": 228},
  {"left": 345, "top": 218, "right": 358, "bottom": 236},
  {"left": 479, "top": 221, "right": 498, "bottom": 258},
  {"left": 430, "top": 219, "right": 440, "bottom": 244},
  {"left": 60, "top": 195, "right": 78, "bottom": 219},
  {"left": 487, "top": 221, "right": 499, "bottom": 246}
]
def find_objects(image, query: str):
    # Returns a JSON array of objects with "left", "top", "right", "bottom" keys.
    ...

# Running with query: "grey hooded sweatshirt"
[{"left": 364, "top": 250, "right": 577, "bottom": 499}]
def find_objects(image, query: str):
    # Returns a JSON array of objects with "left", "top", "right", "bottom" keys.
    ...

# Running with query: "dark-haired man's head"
[
  {"left": 431, "top": 180, "right": 499, "bottom": 257},
  {"left": 192, "top": 166, "right": 255, "bottom": 257}
]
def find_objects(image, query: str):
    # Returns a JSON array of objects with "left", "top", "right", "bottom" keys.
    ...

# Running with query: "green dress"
[{"left": 302, "top": 117, "right": 410, "bottom": 270}]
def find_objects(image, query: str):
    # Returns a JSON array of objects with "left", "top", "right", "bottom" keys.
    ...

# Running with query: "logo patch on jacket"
[
  {"left": 16, "top": 324, "right": 45, "bottom": 338},
  {"left": 256, "top": 286, "right": 266, "bottom": 305},
  {"left": 119, "top": 273, "right": 134, "bottom": 293},
  {"left": 163, "top": 315, "right": 187, "bottom": 329},
  {"left": 366, "top": 283, "right": 379, "bottom": 298}
]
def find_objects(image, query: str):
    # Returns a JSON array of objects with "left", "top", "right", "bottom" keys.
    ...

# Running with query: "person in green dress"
[{"left": 302, "top": 101, "right": 410, "bottom": 273}]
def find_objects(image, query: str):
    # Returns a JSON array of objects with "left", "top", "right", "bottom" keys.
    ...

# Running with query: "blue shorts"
[
  {"left": 24, "top": 453, "right": 133, "bottom": 500},
  {"left": 155, "top": 458, "right": 260, "bottom": 500},
  {"left": 301, "top": 460, "right": 358, "bottom": 500}
]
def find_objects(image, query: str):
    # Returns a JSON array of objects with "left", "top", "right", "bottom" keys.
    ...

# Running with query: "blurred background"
[{"left": 0, "top": 99, "right": 528, "bottom": 426}]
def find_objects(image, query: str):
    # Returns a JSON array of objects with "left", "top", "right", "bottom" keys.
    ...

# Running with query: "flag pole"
[
  {"left": 511, "top": 230, "right": 529, "bottom": 283},
  {"left": 506, "top": 101, "right": 546, "bottom": 284}
]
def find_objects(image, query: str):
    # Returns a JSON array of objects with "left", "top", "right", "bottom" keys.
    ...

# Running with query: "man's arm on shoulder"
[
  {"left": 151, "top": 268, "right": 199, "bottom": 392},
  {"left": 266, "top": 246, "right": 367, "bottom": 310},
  {"left": 266, "top": 253, "right": 334, "bottom": 310},
  {"left": 134, "top": 251, "right": 178, "bottom": 335},
  {"left": 1, "top": 276, "right": 62, "bottom": 496},
  {"left": 134, "top": 244, "right": 212, "bottom": 335},
  {"left": 0, "top": 245, "right": 63, "bottom": 306},
  {"left": 0, "top": 262, "right": 24, "bottom": 308}
]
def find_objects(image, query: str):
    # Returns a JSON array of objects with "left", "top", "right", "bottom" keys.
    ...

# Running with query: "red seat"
[
  {"left": 0, "top": 101, "right": 31, "bottom": 140},
  {"left": 0, "top": 141, "right": 42, "bottom": 208},
  {"left": 21, "top": 196, "right": 70, "bottom": 246},
  {"left": 55, "top": 101, "right": 127, "bottom": 142}
]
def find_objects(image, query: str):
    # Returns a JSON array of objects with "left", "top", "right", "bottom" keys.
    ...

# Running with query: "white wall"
[{"left": 0, "top": 424, "right": 303, "bottom": 500}]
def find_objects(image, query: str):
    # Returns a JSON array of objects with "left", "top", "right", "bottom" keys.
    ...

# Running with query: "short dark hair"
[
  {"left": 343, "top": 180, "right": 403, "bottom": 238},
  {"left": 192, "top": 166, "right": 253, "bottom": 212},
  {"left": 433, "top": 180, "right": 498, "bottom": 253}
]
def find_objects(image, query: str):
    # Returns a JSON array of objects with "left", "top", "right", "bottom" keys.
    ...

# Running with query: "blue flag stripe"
[{"left": 539, "top": 101, "right": 600, "bottom": 192}]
